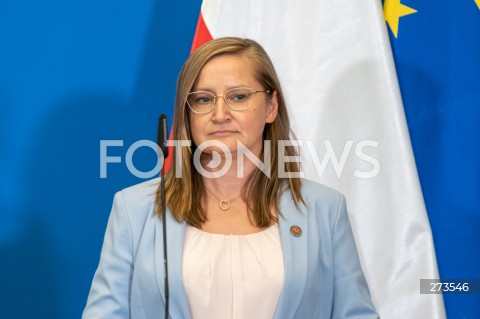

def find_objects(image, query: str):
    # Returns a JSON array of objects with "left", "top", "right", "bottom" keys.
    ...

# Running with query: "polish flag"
[{"left": 182, "top": 0, "right": 446, "bottom": 318}]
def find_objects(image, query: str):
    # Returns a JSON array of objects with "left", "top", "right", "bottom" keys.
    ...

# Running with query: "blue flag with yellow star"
[{"left": 385, "top": 0, "right": 480, "bottom": 317}]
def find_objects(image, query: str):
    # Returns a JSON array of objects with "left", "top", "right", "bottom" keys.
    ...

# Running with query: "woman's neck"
[{"left": 199, "top": 152, "right": 258, "bottom": 198}]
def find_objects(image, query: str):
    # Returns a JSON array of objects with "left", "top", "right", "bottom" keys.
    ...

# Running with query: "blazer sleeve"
[
  {"left": 82, "top": 191, "right": 134, "bottom": 319},
  {"left": 331, "top": 195, "right": 379, "bottom": 319}
]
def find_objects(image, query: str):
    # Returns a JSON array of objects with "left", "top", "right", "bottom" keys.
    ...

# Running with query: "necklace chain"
[{"left": 205, "top": 188, "right": 241, "bottom": 211}]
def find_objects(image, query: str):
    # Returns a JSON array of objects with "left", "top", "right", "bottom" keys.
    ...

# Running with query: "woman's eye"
[
  {"left": 231, "top": 94, "right": 247, "bottom": 102},
  {"left": 197, "top": 96, "right": 213, "bottom": 104}
]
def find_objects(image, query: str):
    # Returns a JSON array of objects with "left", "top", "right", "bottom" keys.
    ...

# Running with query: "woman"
[{"left": 83, "top": 37, "right": 378, "bottom": 318}]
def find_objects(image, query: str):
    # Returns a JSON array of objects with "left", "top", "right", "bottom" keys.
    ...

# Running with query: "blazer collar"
[{"left": 275, "top": 190, "right": 309, "bottom": 319}]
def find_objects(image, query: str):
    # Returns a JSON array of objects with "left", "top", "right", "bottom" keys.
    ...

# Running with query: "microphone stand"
[
  {"left": 161, "top": 164, "right": 169, "bottom": 319},
  {"left": 158, "top": 114, "right": 169, "bottom": 319}
]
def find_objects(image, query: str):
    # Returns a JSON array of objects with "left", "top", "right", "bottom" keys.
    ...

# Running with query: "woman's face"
[{"left": 189, "top": 54, "right": 278, "bottom": 158}]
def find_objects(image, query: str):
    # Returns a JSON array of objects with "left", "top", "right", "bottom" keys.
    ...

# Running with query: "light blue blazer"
[{"left": 83, "top": 178, "right": 378, "bottom": 319}]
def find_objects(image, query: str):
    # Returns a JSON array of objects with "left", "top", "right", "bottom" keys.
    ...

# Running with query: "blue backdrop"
[
  {"left": 1, "top": 0, "right": 478, "bottom": 318},
  {"left": 0, "top": 1, "right": 201, "bottom": 318}
]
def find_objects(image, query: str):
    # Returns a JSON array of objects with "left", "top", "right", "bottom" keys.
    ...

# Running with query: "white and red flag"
[{"left": 184, "top": 0, "right": 446, "bottom": 318}]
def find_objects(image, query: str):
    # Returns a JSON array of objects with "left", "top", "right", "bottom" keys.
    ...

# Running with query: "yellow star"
[
  {"left": 384, "top": 0, "right": 417, "bottom": 38},
  {"left": 475, "top": 0, "right": 480, "bottom": 10}
]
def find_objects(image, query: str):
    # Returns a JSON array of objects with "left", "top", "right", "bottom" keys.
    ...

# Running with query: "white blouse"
[{"left": 182, "top": 224, "right": 284, "bottom": 319}]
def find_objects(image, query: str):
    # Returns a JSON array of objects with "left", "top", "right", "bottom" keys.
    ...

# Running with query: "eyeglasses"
[{"left": 186, "top": 87, "right": 271, "bottom": 114}]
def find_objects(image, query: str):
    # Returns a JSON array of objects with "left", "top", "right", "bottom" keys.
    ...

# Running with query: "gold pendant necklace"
[{"left": 206, "top": 188, "right": 241, "bottom": 211}]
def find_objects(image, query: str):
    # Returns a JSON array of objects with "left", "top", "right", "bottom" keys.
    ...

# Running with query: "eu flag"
[{"left": 385, "top": 0, "right": 480, "bottom": 317}]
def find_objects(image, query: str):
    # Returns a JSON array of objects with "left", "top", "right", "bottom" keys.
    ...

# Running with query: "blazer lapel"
[
  {"left": 275, "top": 191, "right": 309, "bottom": 319},
  {"left": 154, "top": 209, "right": 191, "bottom": 318}
]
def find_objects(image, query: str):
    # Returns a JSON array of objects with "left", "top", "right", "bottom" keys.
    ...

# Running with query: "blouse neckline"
[{"left": 186, "top": 223, "right": 279, "bottom": 239}]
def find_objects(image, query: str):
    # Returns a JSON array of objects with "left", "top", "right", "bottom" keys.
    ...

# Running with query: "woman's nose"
[{"left": 211, "top": 97, "right": 231, "bottom": 122}]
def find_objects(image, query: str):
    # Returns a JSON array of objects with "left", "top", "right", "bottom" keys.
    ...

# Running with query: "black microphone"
[
  {"left": 158, "top": 114, "right": 169, "bottom": 159},
  {"left": 157, "top": 114, "right": 169, "bottom": 319}
]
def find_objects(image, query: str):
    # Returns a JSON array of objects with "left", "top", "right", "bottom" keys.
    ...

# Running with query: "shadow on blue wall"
[
  {"left": 1, "top": 213, "right": 62, "bottom": 318},
  {"left": 1, "top": 96, "right": 134, "bottom": 318}
]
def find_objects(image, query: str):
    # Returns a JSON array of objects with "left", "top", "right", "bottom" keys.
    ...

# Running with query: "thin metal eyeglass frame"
[{"left": 186, "top": 87, "right": 272, "bottom": 114}]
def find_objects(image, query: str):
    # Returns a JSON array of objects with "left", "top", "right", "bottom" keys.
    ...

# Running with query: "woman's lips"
[{"left": 209, "top": 130, "right": 237, "bottom": 136}]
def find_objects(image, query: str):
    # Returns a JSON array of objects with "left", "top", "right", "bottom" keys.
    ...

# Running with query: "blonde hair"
[{"left": 156, "top": 37, "right": 303, "bottom": 227}]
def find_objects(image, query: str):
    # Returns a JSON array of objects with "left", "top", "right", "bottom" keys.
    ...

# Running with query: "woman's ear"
[{"left": 265, "top": 90, "right": 279, "bottom": 123}]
